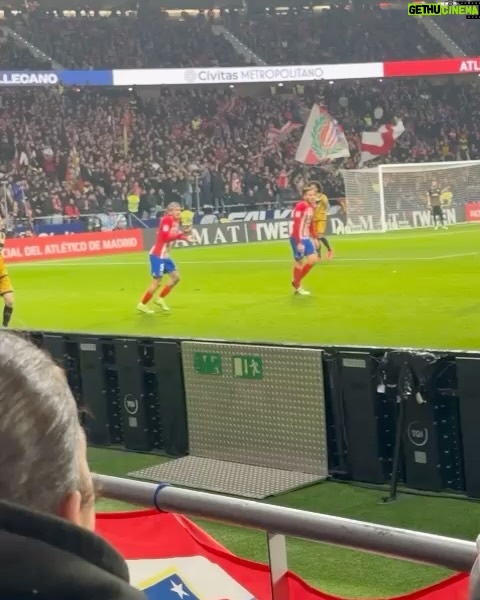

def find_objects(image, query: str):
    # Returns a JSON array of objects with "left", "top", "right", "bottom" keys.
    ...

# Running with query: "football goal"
[{"left": 339, "top": 160, "right": 480, "bottom": 233}]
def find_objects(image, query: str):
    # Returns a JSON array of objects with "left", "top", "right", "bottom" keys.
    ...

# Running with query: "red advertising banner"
[
  {"left": 465, "top": 203, "right": 480, "bottom": 223},
  {"left": 383, "top": 57, "right": 480, "bottom": 78},
  {"left": 4, "top": 229, "right": 143, "bottom": 263}
]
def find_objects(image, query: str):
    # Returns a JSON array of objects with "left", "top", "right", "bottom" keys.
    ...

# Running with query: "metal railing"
[{"left": 96, "top": 474, "right": 477, "bottom": 599}]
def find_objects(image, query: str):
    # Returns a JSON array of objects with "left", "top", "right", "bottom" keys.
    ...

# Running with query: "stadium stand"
[
  {"left": 8, "top": 9, "right": 450, "bottom": 69},
  {"left": 0, "top": 28, "right": 51, "bottom": 69},
  {"left": 1, "top": 75, "right": 479, "bottom": 226},
  {"left": 9, "top": 13, "right": 248, "bottom": 69},
  {"left": 224, "top": 9, "right": 449, "bottom": 65},
  {"left": 0, "top": 9, "right": 477, "bottom": 226},
  {"left": 434, "top": 18, "right": 480, "bottom": 55}
]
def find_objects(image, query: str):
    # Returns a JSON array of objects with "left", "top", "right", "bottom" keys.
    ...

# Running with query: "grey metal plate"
[
  {"left": 129, "top": 456, "right": 325, "bottom": 499},
  {"left": 181, "top": 342, "right": 328, "bottom": 477}
]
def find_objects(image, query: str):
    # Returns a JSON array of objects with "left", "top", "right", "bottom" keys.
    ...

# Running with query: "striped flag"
[
  {"left": 266, "top": 121, "right": 302, "bottom": 148},
  {"left": 360, "top": 119, "right": 405, "bottom": 165},
  {"left": 295, "top": 105, "right": 350, "bottom": 164}
]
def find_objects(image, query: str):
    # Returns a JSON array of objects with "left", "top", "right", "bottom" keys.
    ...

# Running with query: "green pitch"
[{"left": 11, "top": 224, "right": 480, "bottom": 350}]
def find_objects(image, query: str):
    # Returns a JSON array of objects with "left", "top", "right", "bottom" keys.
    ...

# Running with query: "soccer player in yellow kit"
[
  {"left": 311, "top": 181, "right": 333, "bottom": 259},
  {"left": 0, "top": 218, "right": 14, "bottom": 327}
]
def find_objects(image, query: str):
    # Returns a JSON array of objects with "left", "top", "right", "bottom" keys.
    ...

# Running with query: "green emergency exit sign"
[
  {"left": 193, "top": 352, "right": 223, "bottom": 375},
  {"left": 232, "top": 355, "right": 264, "bottom": 380}
]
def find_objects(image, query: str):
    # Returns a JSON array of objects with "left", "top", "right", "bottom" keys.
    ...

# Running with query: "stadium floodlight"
[{"left": 340, "top": 160, "right": 480, "bottom": 234}]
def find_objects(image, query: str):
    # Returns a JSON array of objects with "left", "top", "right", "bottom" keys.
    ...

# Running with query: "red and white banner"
[
  {"left": 465, "top": 203, "right": 480, "bottom": 223},
  {"left": 4, "top": 229, "right": 143, "bottom": 263},
  {"left": 97, "top": 509, "right": 469, "bottom": 600},
  {"left": 360, "top": 119, "right": 405, "bottom": 165}
]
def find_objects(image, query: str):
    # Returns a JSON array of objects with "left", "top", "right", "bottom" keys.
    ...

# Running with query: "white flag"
[
  {"left": 295, "top": 104, "right": 350, "bottom": 164},
  {"left": 360, "top": 120, "right": 405, "bottom": 165}
]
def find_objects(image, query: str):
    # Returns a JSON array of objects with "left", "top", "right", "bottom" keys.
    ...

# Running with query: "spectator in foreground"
[{"left": 0, "top": 332, "right": 145, "bottom": 600}]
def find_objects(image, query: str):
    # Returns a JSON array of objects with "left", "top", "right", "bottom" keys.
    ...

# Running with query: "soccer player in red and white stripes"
[
  {"left": 137, "top": 202, "right": 192, "bottom": 314},
  {"left": 289, "top": 185, "right": 319, "bottom": 295}
]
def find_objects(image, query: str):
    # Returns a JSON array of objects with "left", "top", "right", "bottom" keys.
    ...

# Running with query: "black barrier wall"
[
  {"left": 22, "top": 330, "right": 480, "bottom": 497},
  {"left": 30, "top": 332, "right": 189, "bottom": 457}
]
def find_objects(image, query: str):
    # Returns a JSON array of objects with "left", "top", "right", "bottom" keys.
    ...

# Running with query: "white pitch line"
[
  {"left": 11, "top": 251, "right": 480, "bottom": 269},
  {"left": 324, "top": 223, "right": 480, "bottom": 242},
  {"left": 337, "top": 251, "right": 480, "bottom": 262}
]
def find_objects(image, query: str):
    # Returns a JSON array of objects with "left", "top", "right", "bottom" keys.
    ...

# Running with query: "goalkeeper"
[
  {"left": 311, "top": 181, "right": 334, "bottom": 259},
  {"left": 427, "top": 180, "right": 447, "bottom": 231}
]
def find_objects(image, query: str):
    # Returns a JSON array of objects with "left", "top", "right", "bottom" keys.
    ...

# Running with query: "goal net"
[{"left": 339, "top": 161, "right": 480, "bottom": 234}]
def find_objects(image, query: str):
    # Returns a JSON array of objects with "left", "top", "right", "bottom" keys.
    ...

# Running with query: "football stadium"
[{"left": 2, "top": 2, "right": 480, "bottom": 600}]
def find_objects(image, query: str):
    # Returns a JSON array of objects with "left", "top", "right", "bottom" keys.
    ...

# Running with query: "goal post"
[{"left": 339, "top": 160, "right": 480, "bottom": 234}]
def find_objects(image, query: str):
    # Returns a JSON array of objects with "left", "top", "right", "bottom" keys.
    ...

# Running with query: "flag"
[
  {"left": 122, "top": 108, "right": 133, "bottom": 158},
  {"left": 66, "top": 146, "right": 81, "bottom": 184},
  {"left": 96, "top": 509, "right": 469, "bottom": 600},
  {"left": 218, "top": 97, "right": 241, "bottom": 114},
  {"left": 360, "top": 120, "right": 405, "bottom": 165},
  {"left": 266, "top": 121, "right": 302, "bottom": 148},
  {"left": 24, "top": 0, "right": 38, "bottom": 11},
  {"left": 295, "top": 105, "right": 350, "bottom": 164}
]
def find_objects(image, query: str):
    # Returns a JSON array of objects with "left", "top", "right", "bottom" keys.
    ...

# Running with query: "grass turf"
[
  {"left": 10, "top": 224, "right": 480, "bottom": 349},
  {"left": 90, "top": 447, "right": 480, "bottom": 599}
]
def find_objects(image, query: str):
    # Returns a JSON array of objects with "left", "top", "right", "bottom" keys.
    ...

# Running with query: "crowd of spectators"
[
  {"left": 434, "top": 18, "right": 480, "bottom": 55},
  {"left": 0, "top": 29, "right": 50, "bottom": 69},
  {"left": 9, "top": 8, "right": 449, "bottom": 70},
  {"left": 223, "top": 9, "right": 448, "bottom": 64},
  {"left": 0, "top": 9, "right": 477, "bottom": 229},
  {"left": 0, "top": 75, "right": 479, "bottom": 229},
  {"left": 10, "top": 12, "right": 247, "bottom": 69}
]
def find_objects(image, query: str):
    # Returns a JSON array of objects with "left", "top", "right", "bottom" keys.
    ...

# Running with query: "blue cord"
[{"left": 153, "top": 482, "right": 170, "bottom": 510}]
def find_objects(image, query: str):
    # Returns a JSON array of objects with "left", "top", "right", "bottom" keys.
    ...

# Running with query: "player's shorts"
[
  {"left": 289, "top": 237, "right": 315, "bottom": 261},
  {"left": 0, "top": 273, "right": 13, "bottom": 296},
  {"left": 432, "top": 205, "right": 442, "bottom": 217},
  {"left": 149, "top": 255, "right": 176, "bottom": 279},
  {"left": 315, "top": 220, "right": 327, "bottom": 236}
]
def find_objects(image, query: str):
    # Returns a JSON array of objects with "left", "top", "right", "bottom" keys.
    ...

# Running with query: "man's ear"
[{"left": 57, "top": 490, "right": 82, "bottom": 527}]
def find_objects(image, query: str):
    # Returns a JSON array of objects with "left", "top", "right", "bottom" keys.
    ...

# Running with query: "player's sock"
[
  {"left": 141, "top": 290, "right": 153, "bottom": 305},
  {"left": 321, "top": 237, "right": 331, "bottom": 251},
  {"left": 3, "top": 305, "right": 12, "bottom": 327},
  {"left": 160, "top": 285, "right": 173, "bottom": 299},
  {"left": 301, "top": 263, "right": 314, "bottom": 281},
  {"left": 292, "top": 266, "right": 303, "bottom": 289}
]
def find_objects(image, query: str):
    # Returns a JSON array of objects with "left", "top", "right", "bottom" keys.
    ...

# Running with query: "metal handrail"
[{"left": 95, "top": 473, "right": 477, "bottom": 573}]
